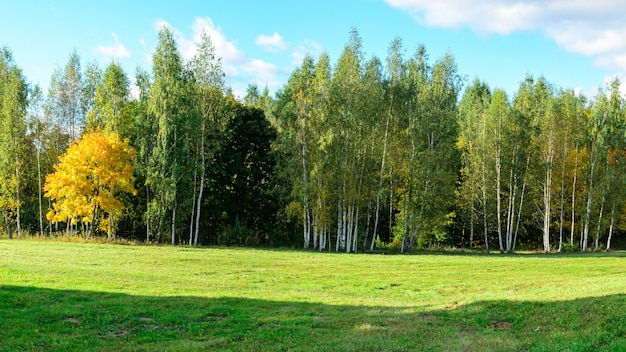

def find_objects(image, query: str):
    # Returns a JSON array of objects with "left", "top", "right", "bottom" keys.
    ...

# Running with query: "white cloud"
[
  {"left": 152, "top": 17, "right": 284, "bottom": 99},
  {"left": 94, "top": 32, "right": 131, "bottom": 59},
  {"left": 242, "top": 59, "right": 281, "bottom": 87},
  {"left": 291, "top": 40, "right": 323, "bottom": 67},
  {"left": 154, "top": 18, "right": 245, "bottom": 76},
  {"left": 255, "top": 32, "right": 288, "bottom": 52},
  {"left": 192, "top": 18, "right": 246, "bottom": 75},
  {"left": 385, "top": 0, "right": 626, "bottom": 70},
  {"left": 600, "top": 73, "right": 626, "bottom": 97},
  {"left": 129, "top": 76, "right": 140, "bottom": 100}
]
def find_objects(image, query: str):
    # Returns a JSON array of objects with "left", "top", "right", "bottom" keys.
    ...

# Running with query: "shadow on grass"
[{"left": 1, "top": 285, "right": 624, "bottom": 351}]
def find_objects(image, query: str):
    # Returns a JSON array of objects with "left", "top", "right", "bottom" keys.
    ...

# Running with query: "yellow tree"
[{"left": 44, "top": 131, "right": 136, "bottom": 238}]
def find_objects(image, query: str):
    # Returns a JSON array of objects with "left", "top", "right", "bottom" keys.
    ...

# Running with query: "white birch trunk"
[
  {"left": 481, "top": 112, "right": 489, "bottom": 253},
  {"left": 4, "top": 211, "right": 12, "bottom": 239},
  {"left": 346, "top": 205, "right": 353, "bottom": 253},
  {"left": 15, "top": 165, "right": 21, "bottom": 238},
  {"left": 341, "top": 205, "right": 347, "bottom": 251},
  {"left": 146, "top": 189, "right": 150, "bottom": 243},
  {"left": 372, "top": 109, "right": 391, "bottom": 251},
  {"left": 505, "top": 163, "right": 516, "bottom": 252},
  {"left": 570, "top": 145, "right": 578, "bottom": 246},
  {"left": 594, "top": 195, "right": 605, "bottom": 251},
  {"left": 404, "top": 139, "right": 416, "bottom": 252},
  {"left": 606, "top": 211, "right": 615, "bottom": 251},
  {"left": 582, "top": 144, "right": 596, "bottom": 252},
  {"left": 512, "top": 155, "right": 529, "bottom": 252},
  {"left": 302, "top": 184, "right": 310, "bottom": 249},
  {"left": 543, "top": 153, "right": 553, "bottom": 252},
  {"left": 336, "top": 200, "right": 341, "bottom": 252},
  {"left": 353, "top": 205, "right": 359, "bottom": 253},
  {"left": 171, "top": 199, "right": 177, "bottom": 245},
  {"left": 558, "top": 132, "right": 569, "bottom": 252},
  {"left": 313, "top": 216, "right": 318, "bottom": 250},
  {"left": 494, "top": 112, "right": 504, "bottom": 254},
  {"left": 301, "top": 103, "right": 310, "bottom": 248},
  {"left": 496, "top": 153, "right": 503, "bottom": 253},
  {"left": 481, "top": 150, "right": 489, "bottom": 253},
  {"left": 189, "top": 169, "right": 197, "bottom": 245},
  {"left": 194, "top": 126, "right": 206, "bottom": 246},
  {"left": 469, "top": 206, "right": 475, "bottom": 249},
  {"left": 36, "top": 149, "right": 43, "bottom": 236}
]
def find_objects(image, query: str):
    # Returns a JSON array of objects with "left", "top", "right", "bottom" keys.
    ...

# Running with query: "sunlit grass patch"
[{"left": 1, "top": 240, "right": 625, "bottom": 351}]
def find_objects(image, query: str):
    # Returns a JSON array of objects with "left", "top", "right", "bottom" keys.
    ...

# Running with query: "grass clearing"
[{"left": 1, "top": 240, "right": 625, "bottom": 351}]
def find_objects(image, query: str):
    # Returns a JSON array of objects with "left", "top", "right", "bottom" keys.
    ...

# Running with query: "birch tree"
[
  {"left": 403, "top": 51, "right": 461, "bottom": 251},
  {"left": 513, "top": 77, "right": 553, "bottom": 252},
  {"left": 86, "top": 62, "right": 131, "bottom": 135},
  {"left": 145, "top": 27, "right": 195, "bottom": 244},
  {"left": 0, "top": 47, "right": 29, "bottom": 238},
  {"left": 582, "top": 87, "right": 612, "bottom": 251},
  {"left": 329, "top": 28, "right": 365, "bottom": 252},
  {"left": 457, "top": 79, "right": 492, "bottom": 250},
  {"left": 485, "top": 89, "right": 510, "bottom": 253},
  {"left": 310, "top": 52, "right": 333, "bottom": 251},
  {"left": 598, "top": 78, "right": 624, "bottom": 250},
  {"left": 27, "top": 84, "right": 52, "bottom": 236},
  {"left": 51, "top": 50, "right": 84, "bottom": 140},
  {"left": 188, "top": 31, "right": 225, "bottom": 246}
]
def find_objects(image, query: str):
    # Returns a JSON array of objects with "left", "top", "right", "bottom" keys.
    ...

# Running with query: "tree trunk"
[
  {"left": 171, "top": 199, "right": 177, "bottom": 245},
  {"left": 50, "top": 199, "right": 54, "bottom": 236},
  {"left": 505, "top": 163, "right": 516, "bottom": 253},
  {"left": 341, "top": 204, "right": 347, "bottom": 251},
  {"left": 512, "top": 155, "right": 530, "bottom": 252},
  {"left": 403, "top": 191, "right": 410, "bottom": 253},
  {"left": 388, "top": 167, "right": 394, "bottom": 244},
  {"left": 189, "top": 169, "right": 197, "bottom": 245},
  {"left": 300, "top": 99, "right": 311, "bottom": 249},
  {"left": 372, "top": 108, "right": 391, "bottom": 251},
  {"left": 146, "top": 188, "right": 150, "bottom": 243},
  {"left": 15, "top": 165, "right": 21, "bottom": 238},
  {"left": 582, "top": 144, "right": 596, "bottom": 252},
  {"left": 469, "top": 207, "right": 475, "bottom": 249},
  {"left": 194, "top": 117, "right": 207, "bottom": 247},
  {"left": 336, "top": 199, "right": 341, "bottom": 252},
  {"left": 4, "top": 211, "right": 12, "bottom": 239},
  {"left": 343, "top": 205, "right": 353, "bottom": 253},
  {"left": 313, "top": 211, "right": 319, "bottom": 250},
  {"left": 353, "top": 205, "right": 360, "bottom": 253},
  {"left": 594, "top": 195, "right": 604, "bottom": 251},
  {"left": 543, "top": 153, "right": 553, "bottom": 253},
  {"left": 303, "top": 204, "right": 310, "bottom": 249},
  {"left": 408, "top": 178, "right": 428, "bottom": 252},
  {"left": 570, "top": 145, "right": 578, "bottom": 246},
  {"left": 558, "top": 135, "right": 569, "bottom": 252},
  {"left": 496, "top": 157, "right": 503, "bottom": 253},
  {"left": 193, "top": 166, "right": 204, "bottom": 246},
  {"left": 606, "top": 210, "right": 615, "bottom": 251},
  {"left": 363, "top": 199, "right": 371, "bottom": 250},
  {"left": 37, "top": 150, "right": 44, "bottom": 236},
  {"left": 482, "top": 154, "right": 489, "bottom": 254},
  {"left": 408, "top": 206, "right": 424, "bottom": 252}
]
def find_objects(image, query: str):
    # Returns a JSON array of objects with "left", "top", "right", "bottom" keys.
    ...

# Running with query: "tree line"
[{"left": 1, "top": 28, "right": 625, "bottom": 252}]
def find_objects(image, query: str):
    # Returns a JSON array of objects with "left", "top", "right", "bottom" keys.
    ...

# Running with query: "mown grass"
[{"left": 1, "top": 240, "right": 625, "bottom": 351}]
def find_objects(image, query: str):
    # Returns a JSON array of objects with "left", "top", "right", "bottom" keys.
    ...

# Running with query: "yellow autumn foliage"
[{"left": 44, "top": 132, "right": 136, "bottom": 235}]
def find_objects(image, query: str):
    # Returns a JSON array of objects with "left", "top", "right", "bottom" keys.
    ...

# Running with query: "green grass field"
[{"left": 1, "top": 240, "right": 625, "bottom": 351}]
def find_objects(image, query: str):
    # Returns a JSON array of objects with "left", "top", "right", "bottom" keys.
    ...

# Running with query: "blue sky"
[{"left": 1, "top": 0, "right": 622, "bottom": 99}]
